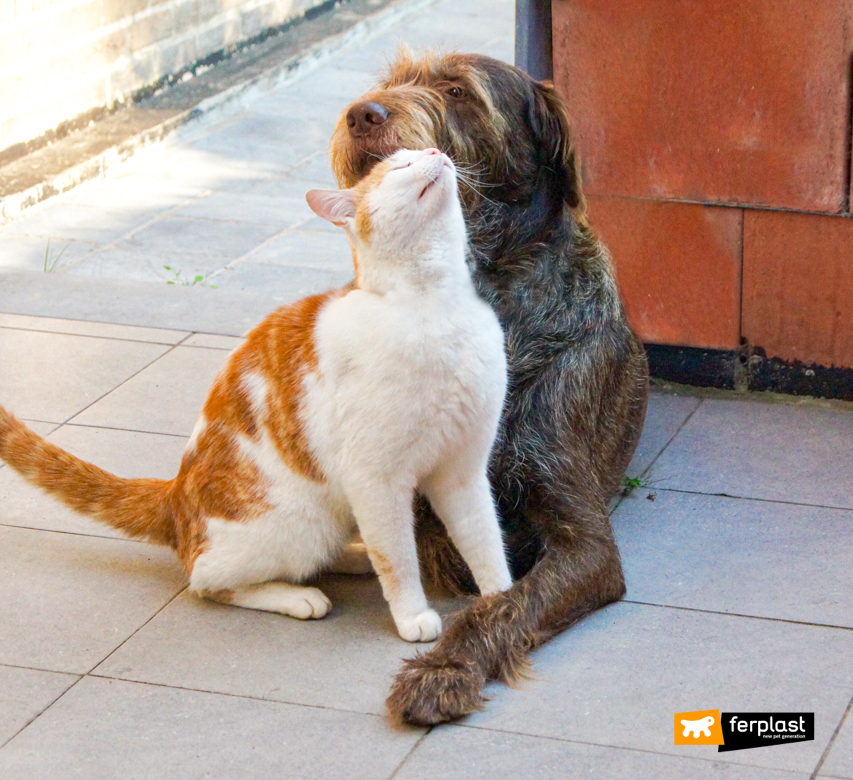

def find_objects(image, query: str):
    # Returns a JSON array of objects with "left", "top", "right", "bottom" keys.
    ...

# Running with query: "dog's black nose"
[{"left": 346, "top": 102, "right": 389, "bottom": 137}]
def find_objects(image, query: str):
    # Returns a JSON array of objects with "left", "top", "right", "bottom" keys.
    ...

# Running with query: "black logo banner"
[{"left": 718, "top": 712, "right": 814, "bottom": 752}]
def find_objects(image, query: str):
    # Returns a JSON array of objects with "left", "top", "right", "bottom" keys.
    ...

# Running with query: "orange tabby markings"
[{"left": 0, "top": 149, "right": 514, "bottom": 640}]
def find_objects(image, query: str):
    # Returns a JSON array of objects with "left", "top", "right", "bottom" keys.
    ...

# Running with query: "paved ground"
[{"left": 1, "top": 0, "right": 853, "bottom": 777}]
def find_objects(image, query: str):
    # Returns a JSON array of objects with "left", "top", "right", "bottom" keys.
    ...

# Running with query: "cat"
[{"left": 0, "top": 148, "right": 513, "bottom": 643}]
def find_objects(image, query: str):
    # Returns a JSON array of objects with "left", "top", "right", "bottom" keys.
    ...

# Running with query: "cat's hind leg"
[{"left": 198, "top": 583, "right": 331, "bottom": 619}]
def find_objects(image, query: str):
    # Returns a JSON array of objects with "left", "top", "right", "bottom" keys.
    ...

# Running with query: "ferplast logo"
[
  {"left": 674, "top": 710, "right": 815, "bottom": 752},
  {"left": 674, "top": 710, "right": 724, "bottom": 746}
]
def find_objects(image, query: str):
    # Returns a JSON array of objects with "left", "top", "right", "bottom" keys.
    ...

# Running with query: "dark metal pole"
[{"left": 515, "top": 0, "right": 553, "bottom": 81}]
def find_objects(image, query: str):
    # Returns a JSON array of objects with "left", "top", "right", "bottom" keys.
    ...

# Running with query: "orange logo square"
[{"left": 674, "top": 709, "right": 725, "bottom": 745}]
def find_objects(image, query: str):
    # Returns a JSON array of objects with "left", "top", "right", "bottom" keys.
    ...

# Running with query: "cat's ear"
[{"left": 306, "top": 189, "right": 356, "bottom": 226}]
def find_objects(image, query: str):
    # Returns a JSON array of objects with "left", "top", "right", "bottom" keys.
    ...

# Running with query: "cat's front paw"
[{"left": 396, "top": 609, "right": 442, "bottom": 642}]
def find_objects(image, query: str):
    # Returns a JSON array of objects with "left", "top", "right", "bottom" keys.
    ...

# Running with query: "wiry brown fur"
[{"left": 331, "top": 49, "right": 649, "bottom": 724}]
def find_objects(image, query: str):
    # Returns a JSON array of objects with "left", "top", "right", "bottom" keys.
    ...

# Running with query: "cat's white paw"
[
  {"left": 396, "top": 609, "right": 442, "bottom": 642},
  {"left": 288, "top": 587, "right": 332, "bottom": 620}
]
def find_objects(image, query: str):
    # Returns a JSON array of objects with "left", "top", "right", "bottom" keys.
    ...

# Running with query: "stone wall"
[{"left": 0, "top": 0, "right": 325, "bottom": 153}]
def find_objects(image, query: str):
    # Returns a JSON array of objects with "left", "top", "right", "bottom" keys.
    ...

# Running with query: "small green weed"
[
  {"left": 43, "top": 239, "right": 69, "bottom": 273},
  {"left": 621, "top": 472, "right": 667, "bottom": 499},
  {"left": 164, "top": 266, "right": 217, "bottom": 288}
]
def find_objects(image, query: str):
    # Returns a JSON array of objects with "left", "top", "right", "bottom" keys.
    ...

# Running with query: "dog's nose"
[{"left": 346, "top": 102, "right": 389, "bottom": 137}]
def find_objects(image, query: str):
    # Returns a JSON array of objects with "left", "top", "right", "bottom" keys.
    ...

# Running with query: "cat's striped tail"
[{"left": 0, "top": 405, "right": 176, "bottom": 546}]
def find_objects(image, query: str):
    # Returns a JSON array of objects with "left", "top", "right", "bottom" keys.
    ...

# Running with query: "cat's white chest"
[{"left": 304, "top": 287, "right": 506, "bottom": 485}]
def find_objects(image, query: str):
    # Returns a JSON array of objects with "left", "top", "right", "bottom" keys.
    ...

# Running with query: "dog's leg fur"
[{"left": 391, "top": 320, "right": 649, "bottom": 724}]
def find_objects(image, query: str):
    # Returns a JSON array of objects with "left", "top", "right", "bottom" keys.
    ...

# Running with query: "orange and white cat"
[{"left": 0, "top": 148, "right": 512, "bottom": 642}]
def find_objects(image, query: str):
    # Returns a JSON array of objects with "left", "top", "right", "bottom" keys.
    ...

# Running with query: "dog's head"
[{"left": 329, "top": 49, "right": 583, "bottom": 217}]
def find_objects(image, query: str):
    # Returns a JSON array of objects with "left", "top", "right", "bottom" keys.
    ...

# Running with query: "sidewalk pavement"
[{"left": 1, "top": 0, "right": 853, "bottom": 777}]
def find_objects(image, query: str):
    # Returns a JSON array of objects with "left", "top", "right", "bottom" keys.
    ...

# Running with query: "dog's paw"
[
  {"left": 387, "top": 655, "right": 487, "bottom": 725},
  {"left": 395, "top": 609, "right": 442, "bottom": 642}
]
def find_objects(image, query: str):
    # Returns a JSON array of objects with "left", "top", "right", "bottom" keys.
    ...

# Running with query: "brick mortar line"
[{"left": 586, "top": 191, "right": 853, "bottom": 220}]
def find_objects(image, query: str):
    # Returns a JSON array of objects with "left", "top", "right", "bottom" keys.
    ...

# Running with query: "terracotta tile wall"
[{"left": 554, "top": 0, "right": 853, "bottom": 368}]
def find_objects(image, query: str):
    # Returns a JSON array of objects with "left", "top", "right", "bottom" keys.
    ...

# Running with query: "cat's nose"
[
  {"left": 425, "top": 148, "right": 440, "bottom": 155},
  {"left": 346, "top": 102, "right": 389, "bottom": 137}
]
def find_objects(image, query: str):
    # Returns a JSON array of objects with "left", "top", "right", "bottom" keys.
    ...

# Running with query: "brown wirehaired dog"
[{"left": 329, "top": 49, "right": 649, "bottom": 725}]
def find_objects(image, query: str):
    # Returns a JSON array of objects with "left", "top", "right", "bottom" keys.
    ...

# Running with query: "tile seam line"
[
  {"left": 0, "top": 584, "right": 192, "bottom": 753},
  {"left": 451, "top": 722, "right": 810, "bottom": 776},
  {"left": 0, "top": 311, "right": 195, "bottom": 335},
  {"left": 653, "top": 486, "right": 853, "bottom": 514},
  {"left": 83, "top": 672, "right": 403, "bottom": 722},
  {"left": 56, "top": 190, "right": 216, "bottom": 274},
  {"left": 0, "top": 674, "right": 85, "bottom": 752},
  {"left": 809, "top": 690, "right": 853, "bottom": 779},
  {"left": 636, "top": 397, "right": 705, "bottom": 483},
  {"left": 0, "top": 661, "right": 80, "bottom": 676},
  {"left": 388, "top": 728, "right": 433, "bottom": 779},
  {"left": 621, "top": 599, "right": 853, "bottom": 632},
  {"left": 0, "top": 522, "right": 148, "bottom": 544},
  {"left": 60, "top": 338, "right": 191, "bottom": 428},
  {"left": 0, "top": 325, "right": 189, "bottom": 346}
]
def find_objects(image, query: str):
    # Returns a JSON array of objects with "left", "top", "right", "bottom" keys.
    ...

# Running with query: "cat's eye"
[{"left": 447, "top": 86, "right": 464, "bottom": 99}]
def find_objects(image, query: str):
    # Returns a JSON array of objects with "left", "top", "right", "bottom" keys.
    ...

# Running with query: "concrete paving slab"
[
  {"left": 822, "top": 710, "right": 853, "bottom": 778},
  {"left": 0, "top": 271, "right": 281, "bottom": 335},
  {"left": 59, "top": 177, "right": 205, "bottom": 214},
  {"left": 613, "top": 489, "right": 853, "bottom": 627},
  {"left": 70, "top": 346, "right": 228, "bottom": 436},
  {"left": 171, "top": 191, "right": 314, "bottom": 228},
  {"left": 399, "top": 725, "right": 812, "bottom": 780},
  {"left": 478, "top": 35, "right": 514, "bottom": 64},
  {"left": 286, "top": 152, "right": 340, "bottom": 186},
  {"left": 1, "top": 205, "right": 155, "bottom": 245},
  {"left": 0, "top": 328, "right": 171, "bottom": 423},
  {"left": 0, "top": 426, "right": 188, "bottom": 540},
  {"left": 463, "top": 602, "right": 853, "bottom": 774},
  {"left": 0, "top": 236, "right": 98, "bottom": 273},
  {"left": 187, "top": 134, "right": 318, "bottom": 174},
  {"left": 117, "top": 147, "right": 276, "bottom": 193},
  {"left": 246, "top": 228, "right": 351, "bottom": 269},
  {"left": 181, "top": 333, "right": 244, "bottom": 350},
  {"left": 250, "top": 171, "right": 337, "bottom": 198},
  {"left": 626, "top": 392, "right": 702, "bottom": 479},
  {"left": 654, "top": 398, "right": 853, "bottom": 509},
  {"left": 65, "top": 244, "right": 233, "bottom": 284},
  {"left": 0, "top": 676, "right": 423, "bottom": 780},
  {"left": 0, "top": 666, "right": 79, "bottom": 748},
  {"left": 0, "top": 313, "right": 188, "bottom": 344},
  {"left": 0, "top": 525, "right": 185, "bottom": 673},
  {"left": 93, "top": 576, "right": 465, "bottom": 716},
  {"left": 211, "top": 259, "right": 352, "bottom": 294},
  {"left": 122, "top": 215, "right": 282, "bottom": 261}
]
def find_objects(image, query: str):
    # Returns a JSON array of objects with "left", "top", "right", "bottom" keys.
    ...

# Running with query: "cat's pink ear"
[{"left": 305, "top": 189, "right": 356, "bottom": 226}]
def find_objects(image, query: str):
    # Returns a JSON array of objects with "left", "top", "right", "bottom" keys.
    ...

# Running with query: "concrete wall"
[{"left": 0, "top": 0, "right": 325, "bottom": 153}]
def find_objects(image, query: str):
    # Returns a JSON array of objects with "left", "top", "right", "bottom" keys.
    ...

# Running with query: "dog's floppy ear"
[{"left": 528, "top": 80, "right": 583, "bottom": 210}]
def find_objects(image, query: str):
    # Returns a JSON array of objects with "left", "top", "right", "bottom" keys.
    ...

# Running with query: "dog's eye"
[{"left": 447, "top": 86, "right": 464, "bottom": 99}]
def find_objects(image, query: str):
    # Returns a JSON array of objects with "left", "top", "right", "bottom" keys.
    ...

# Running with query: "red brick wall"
[{"left": 553, "top": 0, "right": 853, "bottom": 368}]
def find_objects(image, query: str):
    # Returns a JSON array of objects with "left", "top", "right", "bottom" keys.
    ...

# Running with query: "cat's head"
[{"left": 306, "top": 148, "right": 465, "bottom": 269}]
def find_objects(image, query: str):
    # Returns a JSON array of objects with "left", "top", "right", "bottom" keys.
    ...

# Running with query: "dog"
[{"left": 329, "top": 48, "right": 649, "bottom": 725}]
